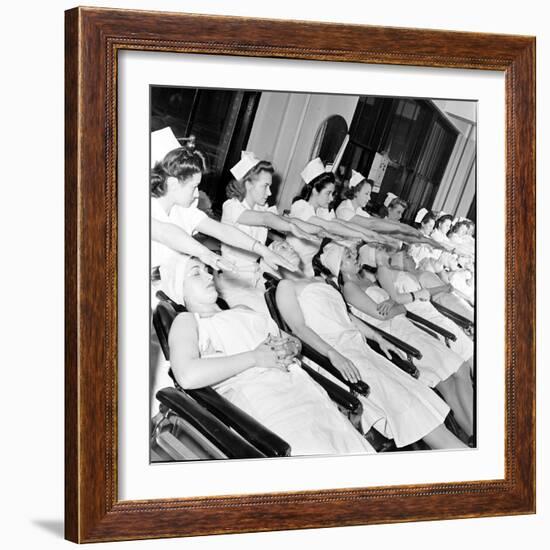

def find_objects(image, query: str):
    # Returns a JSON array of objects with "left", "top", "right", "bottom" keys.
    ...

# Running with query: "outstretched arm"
[
  {"left": 235, "top": 210, "right": 318, "bottom": 242},
  {"left": 196, "top": 216, "right": 297, "bottom": 272},
  {"left": 151, "top": 219, "right": 235, "bottom": 272}
]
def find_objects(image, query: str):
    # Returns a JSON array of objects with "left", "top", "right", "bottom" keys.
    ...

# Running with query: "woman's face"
[
  {"left": 313, "top": 183, "right": 335, "bottom": 209},
  {"left": 439, "top": 219, "right": 452, "bottom": 234},
  {"left": 388, "top": 203, "right": 406, "bottom": 221},
  {"left": 340, "top": 246, "right": 360, "bottom": 275},
  {"left": 246, "top": 170, "right": 272, "bottom": 207},
  {"left": 355, "top": 182, "right": 372, "bottom": 208},
  {"left": 168, "top": 172, "right": 201, "bottom": 208},
  {"left": 421, "top": 218, "right": 435, "bottom": 235},
  {"left": 181, "top": 258, "right": 218, "bottom": 307}
]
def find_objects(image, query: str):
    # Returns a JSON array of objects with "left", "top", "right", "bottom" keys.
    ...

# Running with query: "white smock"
[
  {"left": 168, "top": 203, "right": 207, "bottom": 239},
  {"left": 349, "top": 285, "right": 464, "bottom": 388},
  {"left": 215, "top": 198, "right": 276, "bottom": 313},
  {"left": 388, "top": 270, "right": 473, "bottom": 361},
  {"left": 335, "top": 199, "right": 371, "bottom": 222},
  {"left": 296, "top": 282, "right": 450, "bottom": 447},
  {"left": 287, "top": 200, "right": 335, "bottom": 277},
  {"left": 193, "top": 307, "right": 375, "bottom": 456}
]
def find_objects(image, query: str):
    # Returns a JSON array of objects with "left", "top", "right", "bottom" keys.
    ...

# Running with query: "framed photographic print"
[{"left": 65, "top": 6, "right": 536, "bottom": 543}]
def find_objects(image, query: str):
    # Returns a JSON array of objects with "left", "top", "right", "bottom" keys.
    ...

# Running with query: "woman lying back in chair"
[
  {"left": 363, "top": 245, "right": 475, "bottom": 356},
  {"left": 330, "top": 242, "right": 474, "bottom": 440},
  {"left": 162, "top": 254, "right": 375, "bottom": 457},
  {"left": 269, "top": 241, "right": 468, "bottom": 450}
]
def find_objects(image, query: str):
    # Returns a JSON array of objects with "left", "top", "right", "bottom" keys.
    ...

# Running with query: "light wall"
[
  {"left": 247, "top": 92, "right": 359, "bottom": 211},
  {"left": 432, "top": 99, "right": 477, "bottom": 217}
]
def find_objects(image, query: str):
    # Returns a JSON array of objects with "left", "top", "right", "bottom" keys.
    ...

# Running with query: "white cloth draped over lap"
[
  {"left": 389, "top": 270, "right": 474, "bottom": 361},
  {"left": 286, "top": 200, "right": 334, "bottom": 277},
  {"left": 295, "top": 282, "right": 450, "bottom": 447},
  {"left": 335, "top": 199, "right": 371, "bottom": 222},
  {"left": 349, "top": 285, "right": 464, "bottom": 388},
  {"left": 215, "top": 198, "right": 277, "bottom": 313},
  {"left": 193, "top": 307, "right": 374, "bottom": 456}
]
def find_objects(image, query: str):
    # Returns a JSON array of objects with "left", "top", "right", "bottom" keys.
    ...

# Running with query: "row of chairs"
[{"left": 151, "top": 275, "right": 472, "bottom": 461}]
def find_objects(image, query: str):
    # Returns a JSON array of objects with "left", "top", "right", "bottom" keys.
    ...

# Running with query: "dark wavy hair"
[
  {"left": 226, "top": 160, "right": 274, "bottom": 201},
  {"left": 387, "top": 197, "right": 408, "bottom": 213},
  {"left": 419, "top": 211, "right": 436, "bottom": 227},
  {"left": 150, "top": 140, "right": 207, "bottom": 198},
  {"left": 343, "top": 178, "right": 372, "bottom": 200},
  {"left": 293, "top": 171, "right": 335, "bottom": 203}
]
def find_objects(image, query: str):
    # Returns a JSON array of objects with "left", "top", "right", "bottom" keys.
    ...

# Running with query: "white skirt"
[
  {"left": 215, "top": 363, "right": 375, "bottom": 456},
  {"left": 326, "top": 331, "right": 450, "bottom": 448}
]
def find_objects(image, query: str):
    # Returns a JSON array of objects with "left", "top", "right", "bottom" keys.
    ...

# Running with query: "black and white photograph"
[{"left": 149, "top": 86, "right": 477, "bottom": 462}]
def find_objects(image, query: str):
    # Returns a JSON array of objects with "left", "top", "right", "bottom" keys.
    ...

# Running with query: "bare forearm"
[
  {"left": 173, "top": 351, "right": 256, "bottom": 389},
  {"left": 151, "top": 220, "right": 212, "bottom": 259},
  {"left": 290, "top": 323, "right": 334, "bottom": 357}
]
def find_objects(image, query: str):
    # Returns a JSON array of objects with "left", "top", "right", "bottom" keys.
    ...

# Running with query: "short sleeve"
[
  {"left": 151, "top": 199, "right": 169, "bottom": 222},
  {"left": 221, "top": 198, "right": 247, "bottom": 225},
  {"left": 316, "top": 207, "right": 335, "bottom": 221},
  {"left": 290, "top": 199, "right": 315, "bottom": 222},
  {"left": 169, "top": 205, "right": 207, "bottom": 235},
  {"left": 335, "top": 202, "right": 355, "bottom": 221}
]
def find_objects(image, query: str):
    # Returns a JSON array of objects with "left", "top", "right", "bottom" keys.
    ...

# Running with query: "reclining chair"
[
  {"left": 152, "top": 290, "right": 366, "bottom": 459},
  {"left": 263, "top": 276, "right": 469, "bottom": 448},
  {"left": 263, "top": 274, "right": 421, "bottom": 380},
  {"left": 152, "top": 294, "right": 292, "bottom": 461}
]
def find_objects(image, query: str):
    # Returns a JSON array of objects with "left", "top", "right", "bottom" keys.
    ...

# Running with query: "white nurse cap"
[
  {"left": 415, "top": 207, "right": 429, "bottom": 223},
  {"left": 230, "top": 151, "right": 261, "bottom": 181},
  {"left": 300, "top": 157, "right": 329, "bottom": 184},
  {"left": 349, "top": 169, "right": 366, "bottom": 189},
  {"left": 384, "top": 192, "right": 398, "bottom": 207},
  {"left": 151, "top": 127, "right": 181, "bottom": 168}
]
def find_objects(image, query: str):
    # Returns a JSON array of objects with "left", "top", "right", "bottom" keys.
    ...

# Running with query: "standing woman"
[
  {"left": 384, "top": 193, "right": 409, "bottom": 222},
  {"left": 151, "top": 144, "right": 296, "bottom": 282},
  {"left": 151, "top": 143, "right": 234, "bottom": 274},
  {"left": 217, "top": 151, "right": 321, "bottom": 312},
  {"left": 287, "top": 158, "right": 397, "bottom": 276}
]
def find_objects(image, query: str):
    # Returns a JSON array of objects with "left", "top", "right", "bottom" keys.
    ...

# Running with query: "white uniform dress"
[
  {"left": 335, "top": 199, "right": 370, "bottom": 222},
  {"left": 215, "top": 198, "right": 277, "bottom": 313},
  {"left": 152, "top": 200, "right": 207, "bottom": 307},
  {"left": 296, "top": 282, "right": 450, "bottom": 447},
  {"left": 287, "top": 199, "right": 335, "bottom": 277},
  {"left": 193, "top": 307, "right": 375, "bottom": 456},
  {"left": 387, "top": 270, "right": 473, "bottom": 361},
  {"left": 349, "top": 285, "right": 464, "bottom": 388}
]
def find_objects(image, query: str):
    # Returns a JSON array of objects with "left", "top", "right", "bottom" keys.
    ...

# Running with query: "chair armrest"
[
  {"left": 365, "top": 339, "right": 420, "bottom": 379},
  {"left": 300, "top": 341, "right": 371, "bottom": 397},
  {"left": 405, "top": 311, "right": 457, "bottom": 342},
  {"left": 300, "top": 364, "right": 363, "bottom": 414},
  {"left": 156, "top": 387, "right": 266, "bottom": 459},
  {"left": 430, "top": 300, "right": 473, "bottom": 329},
  {"left": 361, "top": 321, "right": 422, "bottom": 360},
  {"left": 188, "top": 387, "right": 291, "bottom": 457}
]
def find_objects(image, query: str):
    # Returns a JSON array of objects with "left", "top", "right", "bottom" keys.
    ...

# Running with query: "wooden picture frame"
[{"left": 65, "top": 6, "right": 536, "bottom": 543}]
